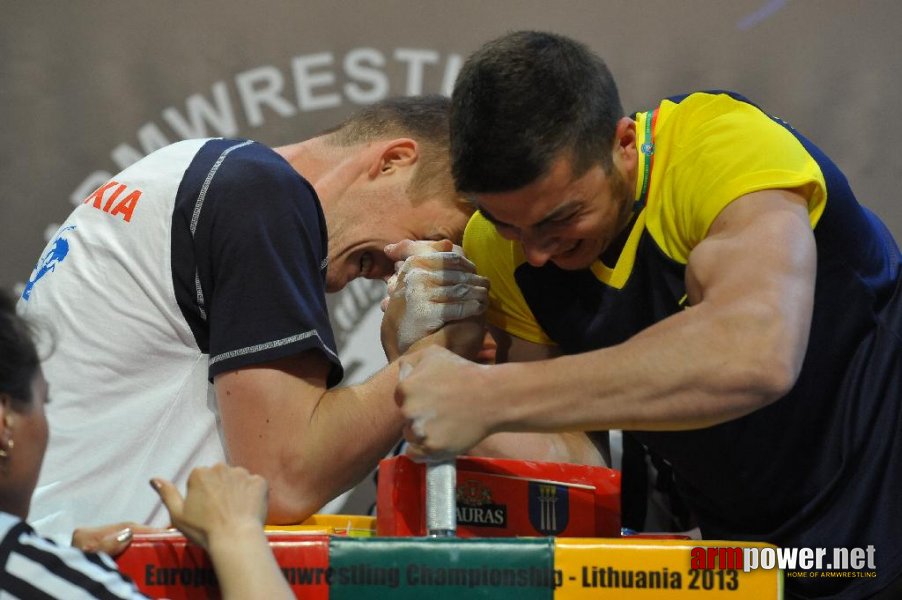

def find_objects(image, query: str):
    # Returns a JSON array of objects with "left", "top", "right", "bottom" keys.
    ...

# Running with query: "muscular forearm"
[
  {"left": 274, "top": 323, "right": 483, "bottom": 520},
  {"left": 490, "top": 298, "right": 803, "bottom": 434},
  {"left": 262, "top": 362, "right": 404, "bottom": 523},
  {"left": 274, "top": 325, "right": 486, "bottom": 520}
]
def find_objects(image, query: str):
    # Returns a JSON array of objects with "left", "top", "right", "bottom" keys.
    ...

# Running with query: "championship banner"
[{"left": 116, "top": 532, "right": 782, "bottom": 598}]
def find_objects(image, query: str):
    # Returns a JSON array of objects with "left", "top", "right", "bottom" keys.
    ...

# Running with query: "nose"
[
  {"left": 523, "top": 246, "right": 554, "bottom": 267},
  {"left": 520, "top": 231, "right": 558, "bottom": 267}
]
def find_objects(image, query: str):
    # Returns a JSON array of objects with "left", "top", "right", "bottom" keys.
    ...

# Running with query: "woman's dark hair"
[{"left": 0, "top": 290, "right": 40, "bottom": 404}]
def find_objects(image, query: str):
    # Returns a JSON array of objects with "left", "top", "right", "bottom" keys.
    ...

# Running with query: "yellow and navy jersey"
[
  {"left": 464, "top": 91, "right": 902, "bottom": 598},
  {"left": 466, "top": 90, "right": 831, "bottom": 348}
]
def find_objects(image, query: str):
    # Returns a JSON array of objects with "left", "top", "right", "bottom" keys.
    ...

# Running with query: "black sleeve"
[{"left": 171, "top": 139, "right": 343, "bottom": 387}]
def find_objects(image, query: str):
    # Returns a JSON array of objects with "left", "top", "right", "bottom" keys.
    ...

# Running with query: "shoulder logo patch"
[{"left": 22, "top": 225, "right": 76, "bottom": 301}]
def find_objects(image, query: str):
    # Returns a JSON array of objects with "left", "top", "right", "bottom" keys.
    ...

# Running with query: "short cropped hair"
[
  {"left": 0, "top": 290, "right": 40, "bottom": 406},
  {"left": 325, "top": 95, "right": 458, "bottom": 206},
  {"left": 451, "top": 31, "right": 624, "bottom": 194}
]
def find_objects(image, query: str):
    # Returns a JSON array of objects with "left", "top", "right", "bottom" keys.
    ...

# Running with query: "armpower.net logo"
[{"left": 692, "top": 545, "right": 878, "bottom": 580}]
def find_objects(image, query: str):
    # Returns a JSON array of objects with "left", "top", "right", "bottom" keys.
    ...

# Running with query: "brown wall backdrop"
[
  {"left": 4, "top": 0, "right": 900, "bottom": 294},
  {"left": 5, "top": 0, "right": 902, "bottom": 351},
  {"left": 2, "top": 0, "right": 900, "bottom": 513}
]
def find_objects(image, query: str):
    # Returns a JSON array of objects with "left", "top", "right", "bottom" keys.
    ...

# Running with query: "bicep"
[
  {"left": 214, "top": 351, "right": 330, "bottom": 473},
  {"left": 685, "top": 189, "right": 816, "bottom": 374},
  {"left": 688, "top": 189, "right": 815, "bottom": 303}
]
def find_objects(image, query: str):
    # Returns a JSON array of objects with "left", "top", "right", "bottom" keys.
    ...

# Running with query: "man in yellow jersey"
[{"left": 393, "top": 32, "right": 902, "bottom": 599}]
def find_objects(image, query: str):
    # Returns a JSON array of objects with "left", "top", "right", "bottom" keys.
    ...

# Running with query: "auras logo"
[
  {"left": 456, "top": 479, "right": 507, "bottom": 528},
  {"left": 22, "top": 225, "right": 77, "bottom": 301}
]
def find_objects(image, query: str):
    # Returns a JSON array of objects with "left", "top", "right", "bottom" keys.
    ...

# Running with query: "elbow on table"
[
  {"left": 263, "top": 472, "right": 335, "bottom": 526},
  {"left": 264, "top": 488, "right": 321, "bottom": 526}
]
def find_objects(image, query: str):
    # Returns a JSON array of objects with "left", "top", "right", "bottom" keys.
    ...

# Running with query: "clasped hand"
[
  {"left": 380, "top": 239, "right": 490, "bottom": 361},
  {"left": 396, "top": 345, "right": 495, "bottom": 460}
]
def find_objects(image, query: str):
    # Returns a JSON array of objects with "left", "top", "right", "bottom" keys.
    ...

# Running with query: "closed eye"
[
  {"left": 359, "top": 252, "right": 374, "bottom": 277},
  {"left": 544, "top": 211, "right": 578, "bottom": 228},
  {"left": 493, "top": 222, "right": 521, "bottom": 240}
]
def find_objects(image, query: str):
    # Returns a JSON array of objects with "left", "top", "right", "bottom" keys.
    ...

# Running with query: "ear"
[
  {"left": 367, "top": 138, "right": 419, "bottom": 179},
  {"left": 0, "top": 394, "right": 13, "bottom": 425},
  {"left": 612, "top": 116, "right": 638, "bottom": 169},
  {"left": 0, "top": 395, "right": 12, "bottom": 444}
]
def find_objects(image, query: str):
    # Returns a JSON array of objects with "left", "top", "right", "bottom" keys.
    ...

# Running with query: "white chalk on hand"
[
  {"left": 399, "top": 361, "right": 413, "bottom": 381},
  {"left": 394, "top": 243, "right": 487, "bottom": 353}
]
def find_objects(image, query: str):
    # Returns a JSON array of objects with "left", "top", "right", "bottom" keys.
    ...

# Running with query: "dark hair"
[
  {"left": 324, "top": 95, "right": 460, "bottom": 206},
  {"left": 0, "top": 290, "right": 40, "bottom": 405},
  {"left": 451, "top": 31, "right": 624, "bottom": 194}
]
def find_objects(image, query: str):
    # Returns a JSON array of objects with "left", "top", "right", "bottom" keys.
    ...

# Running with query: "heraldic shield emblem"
[{"left": 527, "top": 482, "right": 570, "bottom": 535}]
